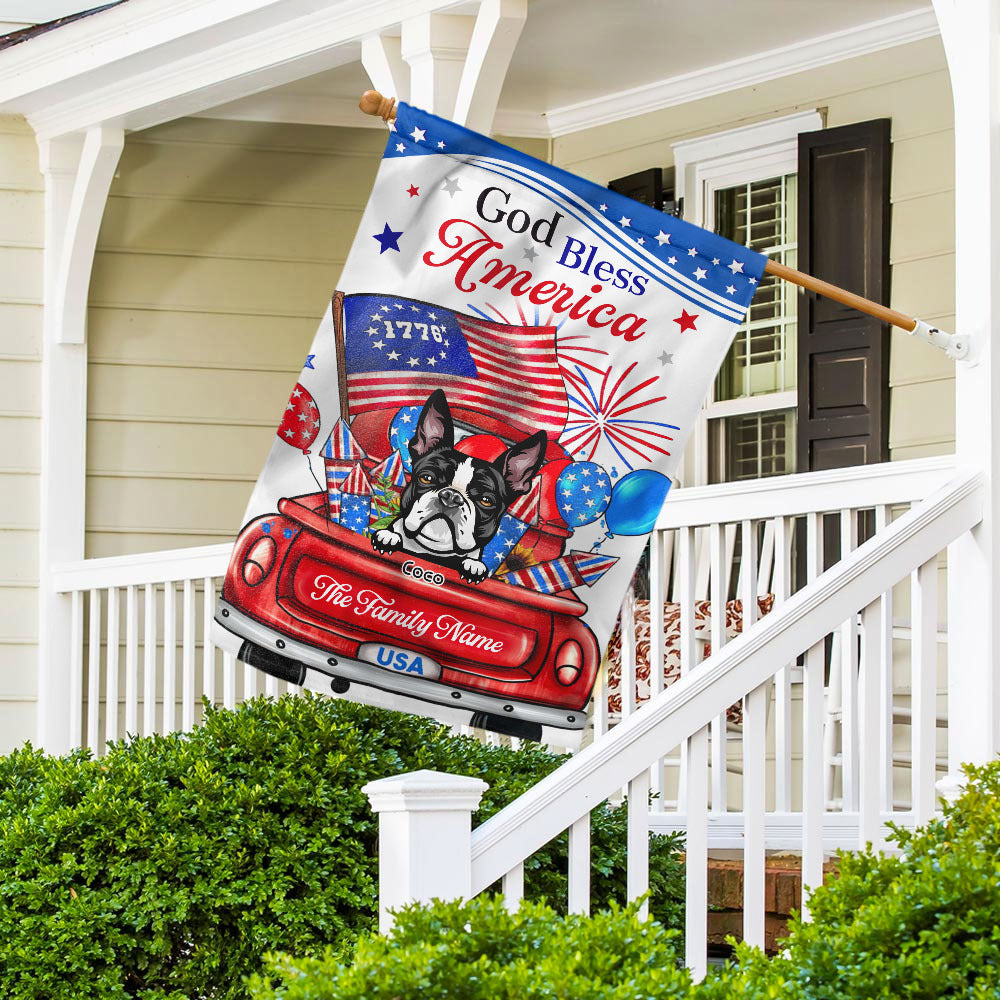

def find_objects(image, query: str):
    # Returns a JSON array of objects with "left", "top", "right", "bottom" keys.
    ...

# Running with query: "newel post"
[{"left": 363, "top": 769, "right": 489, "bottom": 933}]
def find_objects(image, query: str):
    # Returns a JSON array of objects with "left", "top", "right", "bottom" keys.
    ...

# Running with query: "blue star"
[
  {"left": 373, "top": 223, "right": 403, "bottom": 254},
  {"left": 261, "top": 522, "right": 272, "bottom": 534},
  {"left": 303, "top": 354, "right": 315, "bottom": 369},
  {"left": 282, "top": 527, "right": 294, "bottom": 539}
]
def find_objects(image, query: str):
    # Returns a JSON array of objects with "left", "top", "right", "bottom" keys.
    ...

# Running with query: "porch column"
[
  {"left": 36, "top": 127, "right": 123, "bottom": 753},
  {"left": 365, "top": 0, "right": 526, "bottom": 132},
  {"left": 934, "top": 0, "right": 1000, "bottom": 795}
]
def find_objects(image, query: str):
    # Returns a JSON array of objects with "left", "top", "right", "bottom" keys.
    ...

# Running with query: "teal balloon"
[{"left": 604, "top": 470, "right": 672, "bottom": 536}]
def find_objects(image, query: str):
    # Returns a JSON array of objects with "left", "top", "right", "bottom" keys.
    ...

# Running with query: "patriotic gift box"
[{"left": 217, "top": 101, "right": 764, "bottom": 743}]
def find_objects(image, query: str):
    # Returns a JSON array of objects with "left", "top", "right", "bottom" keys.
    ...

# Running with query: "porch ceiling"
[{"left": 0, "top": 0, "right": 936, "bottom": 140}]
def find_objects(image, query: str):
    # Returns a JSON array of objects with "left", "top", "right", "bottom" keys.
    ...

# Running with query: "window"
[{"left": 671, "top": 111, "right": 821, "bottom": 486}]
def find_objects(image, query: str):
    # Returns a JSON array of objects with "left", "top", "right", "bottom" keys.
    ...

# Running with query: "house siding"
[
  {"left": 551, "top": 35, "right": 955, "bottom": 465},
  {"left": 0, "top": 115, "right": 43, "bottom": 749},
  {"left": 85, "top": 119, "right": 549, "bottom": 558}
]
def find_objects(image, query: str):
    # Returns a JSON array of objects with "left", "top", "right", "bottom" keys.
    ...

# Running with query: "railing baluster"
[
  {"left": 740, "top": 519, "right": 766, "bottom": 949},
  {"left": 621, "top": 586, "right": 636, "bottom": 720},
  {"left": 87, "top": 589, "right": 101, "bottom": 754},
  {"left": 649, "top": 530, "right": 666, "bottom": 803},
  {"left": 182, "top": 579, "right": 196, "bottom": 731},
  {"left": 678, "top": 525, "right": 696, "bottom": 807},
  {"left": 143, "top": 583, "right": 157, "bottom": 737},
  {"left": 223, "top": 651, "right": 236, "bottom": 710},
  {"left": 859, "top": 599, "right": 882, "bottom": 848},
  {"left": 685, "top": 725, "right": 709, "bottom": 980},
  {"left": 163, "top": 582, "right": 176, "bottom": 734},
  {"left": 709, "top": 522, "right": 727, "bottom": 812},
  {"left": 627, "top": 767, "right": 650, "bottom": 919},
  {"left": 911, "top": 556, "right": 939, "bottom": 823},
  {"left": 124, "top": 585, "right": 138, "bottom": 736},
  {"left": 801, "top": 511, "right": 825, "bottom": 921},
  {"left": 203, "top": 576, "right": 216, "bottom": 709},
  {"left": 502, "top": 862, "right": 523, "bottom": 913},
  {"left": 839, "top": 508, "right": 859, "bottom": 811},
  {"left": 876, "top": 505, "right": 895, "bottom": 814},
  {"left": 772, "top": 515, "right": 792, "bottom": 811},
  {"left": 69, "top": 590, "right": 83, "bottom": 750},
  {"left": 567, "top": 813, "right": 590, "bottom": 915},
  {"left": 106, "top": 586, "right": 119, "bottom": 746},
  {"left": 243, "top": 653, "right": 257, "bottom": 701}
]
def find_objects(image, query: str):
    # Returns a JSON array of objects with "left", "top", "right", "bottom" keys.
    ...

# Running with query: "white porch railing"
[
  {"left": 51, "top": 456, "right": 975, "bottom": 973},
  {"left": 362, "top": 461, "right": 981, "bottom": 978}
]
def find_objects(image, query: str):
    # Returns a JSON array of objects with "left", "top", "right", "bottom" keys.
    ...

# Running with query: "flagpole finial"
[{"left": 359, "top": 90, "right": 398, "bottom": 123}]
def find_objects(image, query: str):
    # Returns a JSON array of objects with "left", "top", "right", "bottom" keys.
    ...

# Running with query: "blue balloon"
[
  {"left": 555, "top": 461, "right": 611, "bottom": 527},
  {"left": 604, "top": 470, "right": 672, "bottom": 536},
  {"left": 388, "top": 405, "right": 425, "bottom": 472}
]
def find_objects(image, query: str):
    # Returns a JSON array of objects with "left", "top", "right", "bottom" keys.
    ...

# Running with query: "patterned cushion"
[{"left": 605, "top": 595, "right": 775, "bottom": 725}]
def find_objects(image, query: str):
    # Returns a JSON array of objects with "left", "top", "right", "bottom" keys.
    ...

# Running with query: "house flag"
[{"left": 213, "top": 102, "right": 765, "bottom": 745}]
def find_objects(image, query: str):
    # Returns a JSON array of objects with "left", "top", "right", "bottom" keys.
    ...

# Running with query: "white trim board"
[
  {"left": 192, "top": 7, "right": 937, "bottom": 140},
  {"left": 541, "top": 7, "right": 939, "bottom": 138}
]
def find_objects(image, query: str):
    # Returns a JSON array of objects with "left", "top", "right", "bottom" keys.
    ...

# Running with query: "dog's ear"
[
  {"left": 409, "top": 389, "right": 454, "bottom": 458},
  {"left": 495, "top": 431, "right": 547, "bottom": 496}
]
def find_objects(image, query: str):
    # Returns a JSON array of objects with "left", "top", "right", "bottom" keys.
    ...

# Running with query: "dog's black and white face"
[{"left": 372, "top": 390, "right": 547, "bottom": 583}]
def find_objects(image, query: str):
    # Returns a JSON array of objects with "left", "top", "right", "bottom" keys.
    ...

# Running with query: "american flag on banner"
[{"left": 339, "top": 292, "right": 568, "bottom": 439}]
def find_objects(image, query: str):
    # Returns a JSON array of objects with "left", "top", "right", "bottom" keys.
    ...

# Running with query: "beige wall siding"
[
  {"left": 0, "top": 116, "right": 42, "bottom": 750},
  {"left": 86, "top": 119, "right": 385, "bottom": 557},
  {"left": 551, "top": 36, "right": 956, "bottom": 463},
  {"left": 86, "top": 119, "right": 547, "bottom": 558}
]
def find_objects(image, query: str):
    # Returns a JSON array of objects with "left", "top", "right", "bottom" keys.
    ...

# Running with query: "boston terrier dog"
[{"left": 372, "top": 389, "right": 547, "bottom": 583}]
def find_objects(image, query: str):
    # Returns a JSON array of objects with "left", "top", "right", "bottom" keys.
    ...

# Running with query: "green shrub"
[
  {"left": 250, "top": 896, "right": 695, "bottom": 1000},
  {"left": 253, "top": 759, "right": 1000, "bottom": 1000},
  {"left": 0, "top": 694, "right": 683, "bottom": 1000}
]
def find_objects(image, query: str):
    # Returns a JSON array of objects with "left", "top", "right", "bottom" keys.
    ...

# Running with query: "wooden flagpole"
[{"left": 358, "top": 90, "right": 967, "bottom": 360}]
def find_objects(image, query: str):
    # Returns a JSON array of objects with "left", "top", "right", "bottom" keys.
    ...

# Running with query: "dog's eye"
[
  {"left": 478, "top": 495, "right": 496, "bottom": 509},
  {"left": 418, "top": 472, "right": 436, "bottom": 486}
]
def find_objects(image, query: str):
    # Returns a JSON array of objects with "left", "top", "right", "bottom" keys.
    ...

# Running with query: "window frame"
[{"left": 671, "top": 110, "right": 822, "bottom": 486}]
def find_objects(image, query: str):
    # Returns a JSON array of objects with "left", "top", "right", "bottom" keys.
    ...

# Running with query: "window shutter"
[
  {"left": 796, "top": 119, "right": 891, "bottom": 471},
  {"left": 608, "top": 167, "right": 666, "bottom": 211}
]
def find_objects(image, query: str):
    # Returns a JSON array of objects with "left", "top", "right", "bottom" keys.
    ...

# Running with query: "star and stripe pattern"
[{"left": 342, "top": 293, "right": 568, "bottom": 440}]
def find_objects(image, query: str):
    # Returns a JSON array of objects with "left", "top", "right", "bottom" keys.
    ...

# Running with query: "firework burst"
[{"left": 560, "top": 363, "right": 680, "bottom": 470}]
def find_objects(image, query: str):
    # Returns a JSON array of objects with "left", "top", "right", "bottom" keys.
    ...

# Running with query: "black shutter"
[
  {"left": 608, "top": 167, "right": 665, "bottom": 211},
  {"left": 796, "top": 120, "right": 891, "bottom": 471}
]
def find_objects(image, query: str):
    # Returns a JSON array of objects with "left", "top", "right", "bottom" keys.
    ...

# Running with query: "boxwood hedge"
[
  {"left": 0, "top": 694, "right": 683, "bottom": 1000},
  {"left": 252, "top": 759, "right": 1000, "bottom": 1000}
]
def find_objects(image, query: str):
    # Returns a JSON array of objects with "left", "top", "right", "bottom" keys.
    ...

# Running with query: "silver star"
[
  {"left": 372, "top": 339, "right": 385, "bottom": 350},
  {"left": 728, "top": 259, "right": 744, "bottom": 274},
  {"left": 442, "top": 176, "right": 462, "bottom": 197},
  {"left": 366, "top": 326, "right": 379, "bottom": 336},
  {"left": 667, "top": 255, "right": 677, "bottom": 265},
  {"left": 656, "top": 231, "right": 671, "bottom": 246},
  {"left": 687, "top": 247, "right": 698, "bottom": 257},
  {"left": 387, "top": 349, "right": 400, "bottom": 361},
  {"left": 522, "top": 245, "right": 538, "bottom": 263},
  {"left": 437, "top": 140, "right": 446, "bottom": 149},
  {"left": 410, "top": 126, "right": 426, "bottom": 143},
  {"left": 658, "top": 351, "right": 674, "bottom": 366},
  {"left": 406, "top": 357, "right": 420, "bottom": 367},
  {"left": 426, "top": 356, "right": 437, "bottom": 366},
  {"left": 619, "top": 215, "right": 631, "bottom": 228},
  {"left": 694, "top": 267, "right": 707, "bottom": 281}
]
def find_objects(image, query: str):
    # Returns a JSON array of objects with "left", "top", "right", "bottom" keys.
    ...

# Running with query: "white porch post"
[
  {"left": 934, "top": 0, "right": 1000, "bottom": 796},
  {"left": 36, "top": 127, "right": 123, "bottom": 753},
  {"left": 363, "top": 770, "right": 488, "bottom": 934},
  {"left": 365, "top": 0, "right": 526, "bottom": 130}
]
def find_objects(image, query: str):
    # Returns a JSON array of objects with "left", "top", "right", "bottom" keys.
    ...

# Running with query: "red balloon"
[{"left": 277, "top": 382, "right": 320, "bottom": 454}]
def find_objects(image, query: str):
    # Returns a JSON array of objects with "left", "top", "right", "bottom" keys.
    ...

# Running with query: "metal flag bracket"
[{"left": 358, "top": 89, "right": 969, "bottom": 364}]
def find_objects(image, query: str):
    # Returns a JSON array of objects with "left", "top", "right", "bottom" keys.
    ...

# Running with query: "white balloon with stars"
[{"left": 556, "top": 461, "right": 611, "bottom": 527}]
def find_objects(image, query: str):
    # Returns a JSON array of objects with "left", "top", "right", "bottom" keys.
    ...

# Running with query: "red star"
[
  {"left": 406, "top": 184, "right": 420, "bottom": 197},
  {"left": 673, "top": 309, "right": 699, "bottom": 333}
]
